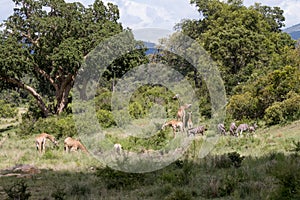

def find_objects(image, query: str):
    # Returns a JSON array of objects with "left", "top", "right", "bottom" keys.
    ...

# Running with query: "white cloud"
[
  {"left": 1, "top": 0, "right": 299, "bottom": 31},
  {"left": 0, "top": 0, "right": 15, "bottom": 23},
  {"left": 244, "top": 0, "right": 300, "bottom": 27},
  {"left": 102, "top": 0, "right": 199, "bottom": 31}
]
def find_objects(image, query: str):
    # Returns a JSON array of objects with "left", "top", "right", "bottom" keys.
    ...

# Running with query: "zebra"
[
  {"left": 229, "top": 122, "right": 237, "bottom": 136},
  {"left": 236, "top": 123, "right": 258, "bottom": 136},
  {"left": 249, "top": 123, "right": 258, "bottom": 133},
  {"left": 236, "top": 123, "right": 251, "bottom": 137},
  {"left": 187, "top": 125, "right": 207, "bottom": 136},
  {"left": 217, "top": 123, "right": 226, "bottom": 135}
]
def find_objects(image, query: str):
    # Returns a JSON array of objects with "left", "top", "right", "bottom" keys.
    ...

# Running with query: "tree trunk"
[{"left": 55, "top": 74, "right": 75, "bottom": 115}]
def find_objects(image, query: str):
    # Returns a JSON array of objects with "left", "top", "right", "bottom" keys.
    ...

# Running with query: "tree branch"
[
  {"left": 0, "top": 76, "right": 49, "bottom": 117},
  {"left": 34, "top": 65, "right": 59, "bottom": 91}
]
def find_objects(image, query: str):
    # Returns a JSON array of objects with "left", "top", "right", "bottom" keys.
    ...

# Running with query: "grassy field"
[{"left": 0, "top": 115, "right": 300, "bottom": 199}]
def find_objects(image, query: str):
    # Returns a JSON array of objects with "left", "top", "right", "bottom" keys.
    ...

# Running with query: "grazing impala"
[
  {"left": 187, "top": 112, "right": 193, "bottom": 129},
  {"left": 162, "top": 119, "right": 184, "bottom": 137},
  {"left": 176, "top": 104, "right": 192, "bottom": 127},
  {"left": 35, "top": 133, "right": 58, "bottom": 153},
  {"left": 64, "top": 137, "right": 88, "bottom": 154}
]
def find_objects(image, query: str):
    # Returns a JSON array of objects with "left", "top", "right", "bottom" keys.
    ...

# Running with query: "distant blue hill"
[
  {"left": 283, "top": 23, "right": 300, "bottom": 40},
  {"left": 144, "top": 41, "right": 158, "bottom": 55}
]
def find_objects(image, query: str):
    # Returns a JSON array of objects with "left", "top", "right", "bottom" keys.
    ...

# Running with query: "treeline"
[
  {"left": 177, "top": 0, "right": 300, "bottom": 125},
  {"left": 0, "top": 0, "right": 300, "bottom": 138}
]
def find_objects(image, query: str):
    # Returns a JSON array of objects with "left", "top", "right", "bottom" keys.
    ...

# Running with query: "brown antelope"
[
  {"left": 176, "top": 104, "right": 192, "bottom": 127},
  {"left": 162, "top": 119, "right": 184, "bottom": 137},
  {"left": 187, "top": 111, "right": 193, "bottom": 129},
  {"left": 35, "top": 133, "right": 58, "bottom": 153},
  {"left": 64, "top": 137, "right": 88, "bottom": 154}
]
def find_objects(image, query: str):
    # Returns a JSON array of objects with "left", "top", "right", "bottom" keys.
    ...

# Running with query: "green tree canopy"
[
  {"left": 0, "top": 0, "right": 125, "bottom": 116},
  {"left": 178, "top": 0, "right": 295, "bottom": 93}
]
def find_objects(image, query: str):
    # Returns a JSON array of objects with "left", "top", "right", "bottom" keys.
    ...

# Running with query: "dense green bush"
[
  {"left": 164, "top": 188, "right": 192, "bottom": 200},
  {"left": 94, "top": 90, "right": 112, "bottom": 111},
  {"left": 228, "top": 66, "right": 300, "bottom": 124},
  {"left": 268, "top": 155, "right": 300, "bottom": 199},
  {"left": 130, "top": 85, "right": 178, "bottom": 119},
  {"left": 96, "top": 109, "right": 116, "bottom": 128},
  {"left": 95, "top": 167, "right": 146, "bottom": 190},
  {"left": 18, "top": 114, "right": 77, "bottom": 138},
  {"left": 0, "top": 100, "right": 18, "bottom": 118},
  {"left": 4, "top": 180, "right": 31, "bottom": 200},
  {"left": 129, "top": 101, "right": 145, "bottom": 119},
  {"left": 227, "top": 92, "right": 259, "bottom": 120},
  {"left": 264, "top": 92, "right": 300, "bottom": 125}
]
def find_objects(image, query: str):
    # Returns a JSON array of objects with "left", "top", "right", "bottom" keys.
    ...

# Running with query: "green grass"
[{"left": 0, "top": 119, "right": 300, "bottom": 199}]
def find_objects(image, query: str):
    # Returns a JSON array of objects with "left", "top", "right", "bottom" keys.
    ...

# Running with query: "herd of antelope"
[
  {"left": 35, "top": 133, "right": 88, "bottom": 154},
  {"left": 161, "top": 94, "right": 258, "bottom": 137},
  {"left": 34, "top": 95, "right": 258, "bottom": 154},
  {"left": 161, "top": 94, "right": 207, "bottom": 137}
]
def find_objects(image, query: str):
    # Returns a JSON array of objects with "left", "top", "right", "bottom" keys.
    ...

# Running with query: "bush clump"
[
  {"left": 0, "top": 100, "right": 18, "bottom": 118},
  {"left": 264, "top": 92, "right": 300, "bottom": 125}
]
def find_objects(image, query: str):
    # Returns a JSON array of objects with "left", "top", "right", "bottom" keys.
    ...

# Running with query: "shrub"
[
  {"left": 95, "top": 167, "right": 145, "bottom": 190},
  {"left": 228, "top": 152, "right": 245, "bottom": 168},
  {"left": 269, "top": 155, "right": 300, "bottom": 199},
  {"left": 18, "top": 114, "right": 77, "bottom": 138},
  {"left": 4, "top": 180, "right": 31, "bottom": 200},
  {"left": 51, "top": 185, "right": 66, "bottom": 200},
  {"left": 69, "top": 183, "right": 91, "bottom": 198},
  {"left": 264, "top": 92, "right": 300, "bottom": 125},
  {"left": 164, "top": 188, "right": 192, "bottom": 200},
  {"left": 227, "top": 92, "right": 259, "bottom": 120},
  {"left": 96, "top": 109, "right": 116, "bottom": 128},
  {"left": 129, "top": 102, "right": 145, "bottom": 119},
  {"left": 94, "top": 90, "right": 112, "bottom": 111},
  {"left": 264, "top": 102, "right": 284, "bottom": 125},
  {"left": 0, "top": 100, "right": 18, "bottom": 118}
]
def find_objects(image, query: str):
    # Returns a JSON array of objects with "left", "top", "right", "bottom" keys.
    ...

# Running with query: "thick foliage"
[
  {"left": 0, "top": 100, "right": 18, "bottom": 118},
  {"left": 18, "top": 114, "right": 76, "bottom": 138},
  {"left": 179, "top": 0, "right": 295, "bottom": 93},
  {"left": 264, "top": 92, "right": 300, "bottom": 125},
  {"left": 228, "top": 66, "right": 300, "bottom": 123},
  {"left": 0, "top": 0, "right": 124, "bottom": 116}
]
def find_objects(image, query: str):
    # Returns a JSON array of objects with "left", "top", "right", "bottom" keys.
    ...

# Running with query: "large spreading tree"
[
  {"left": 178, "top": 0, "right": 295, "bottom": 93},
  {"left": 0, "top": 0, "right": 123, "bottom": 117}
]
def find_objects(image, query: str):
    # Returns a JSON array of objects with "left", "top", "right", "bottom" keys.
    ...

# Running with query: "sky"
[{"left": 0, "top": 0, "right": 300, "bottom": 42}]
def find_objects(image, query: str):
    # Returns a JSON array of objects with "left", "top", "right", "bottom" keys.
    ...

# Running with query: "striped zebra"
[
  {"left": 217, "top": 123, "right": 226, "bottom": 135},
  {"left": 187, "top": 125, "right": 207, "bottom": 136},
  {"left": 249, "top": 123, "right": 258, "bottom": 133},
  {"left": 229, "top": 122, "right": 237, "bottom": 136},
  {"left": 236, "top": 123, "right": 258, "bottom": 136},
  {"left": 236, "top": 123, "right": 252, "bottom": 137}
]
